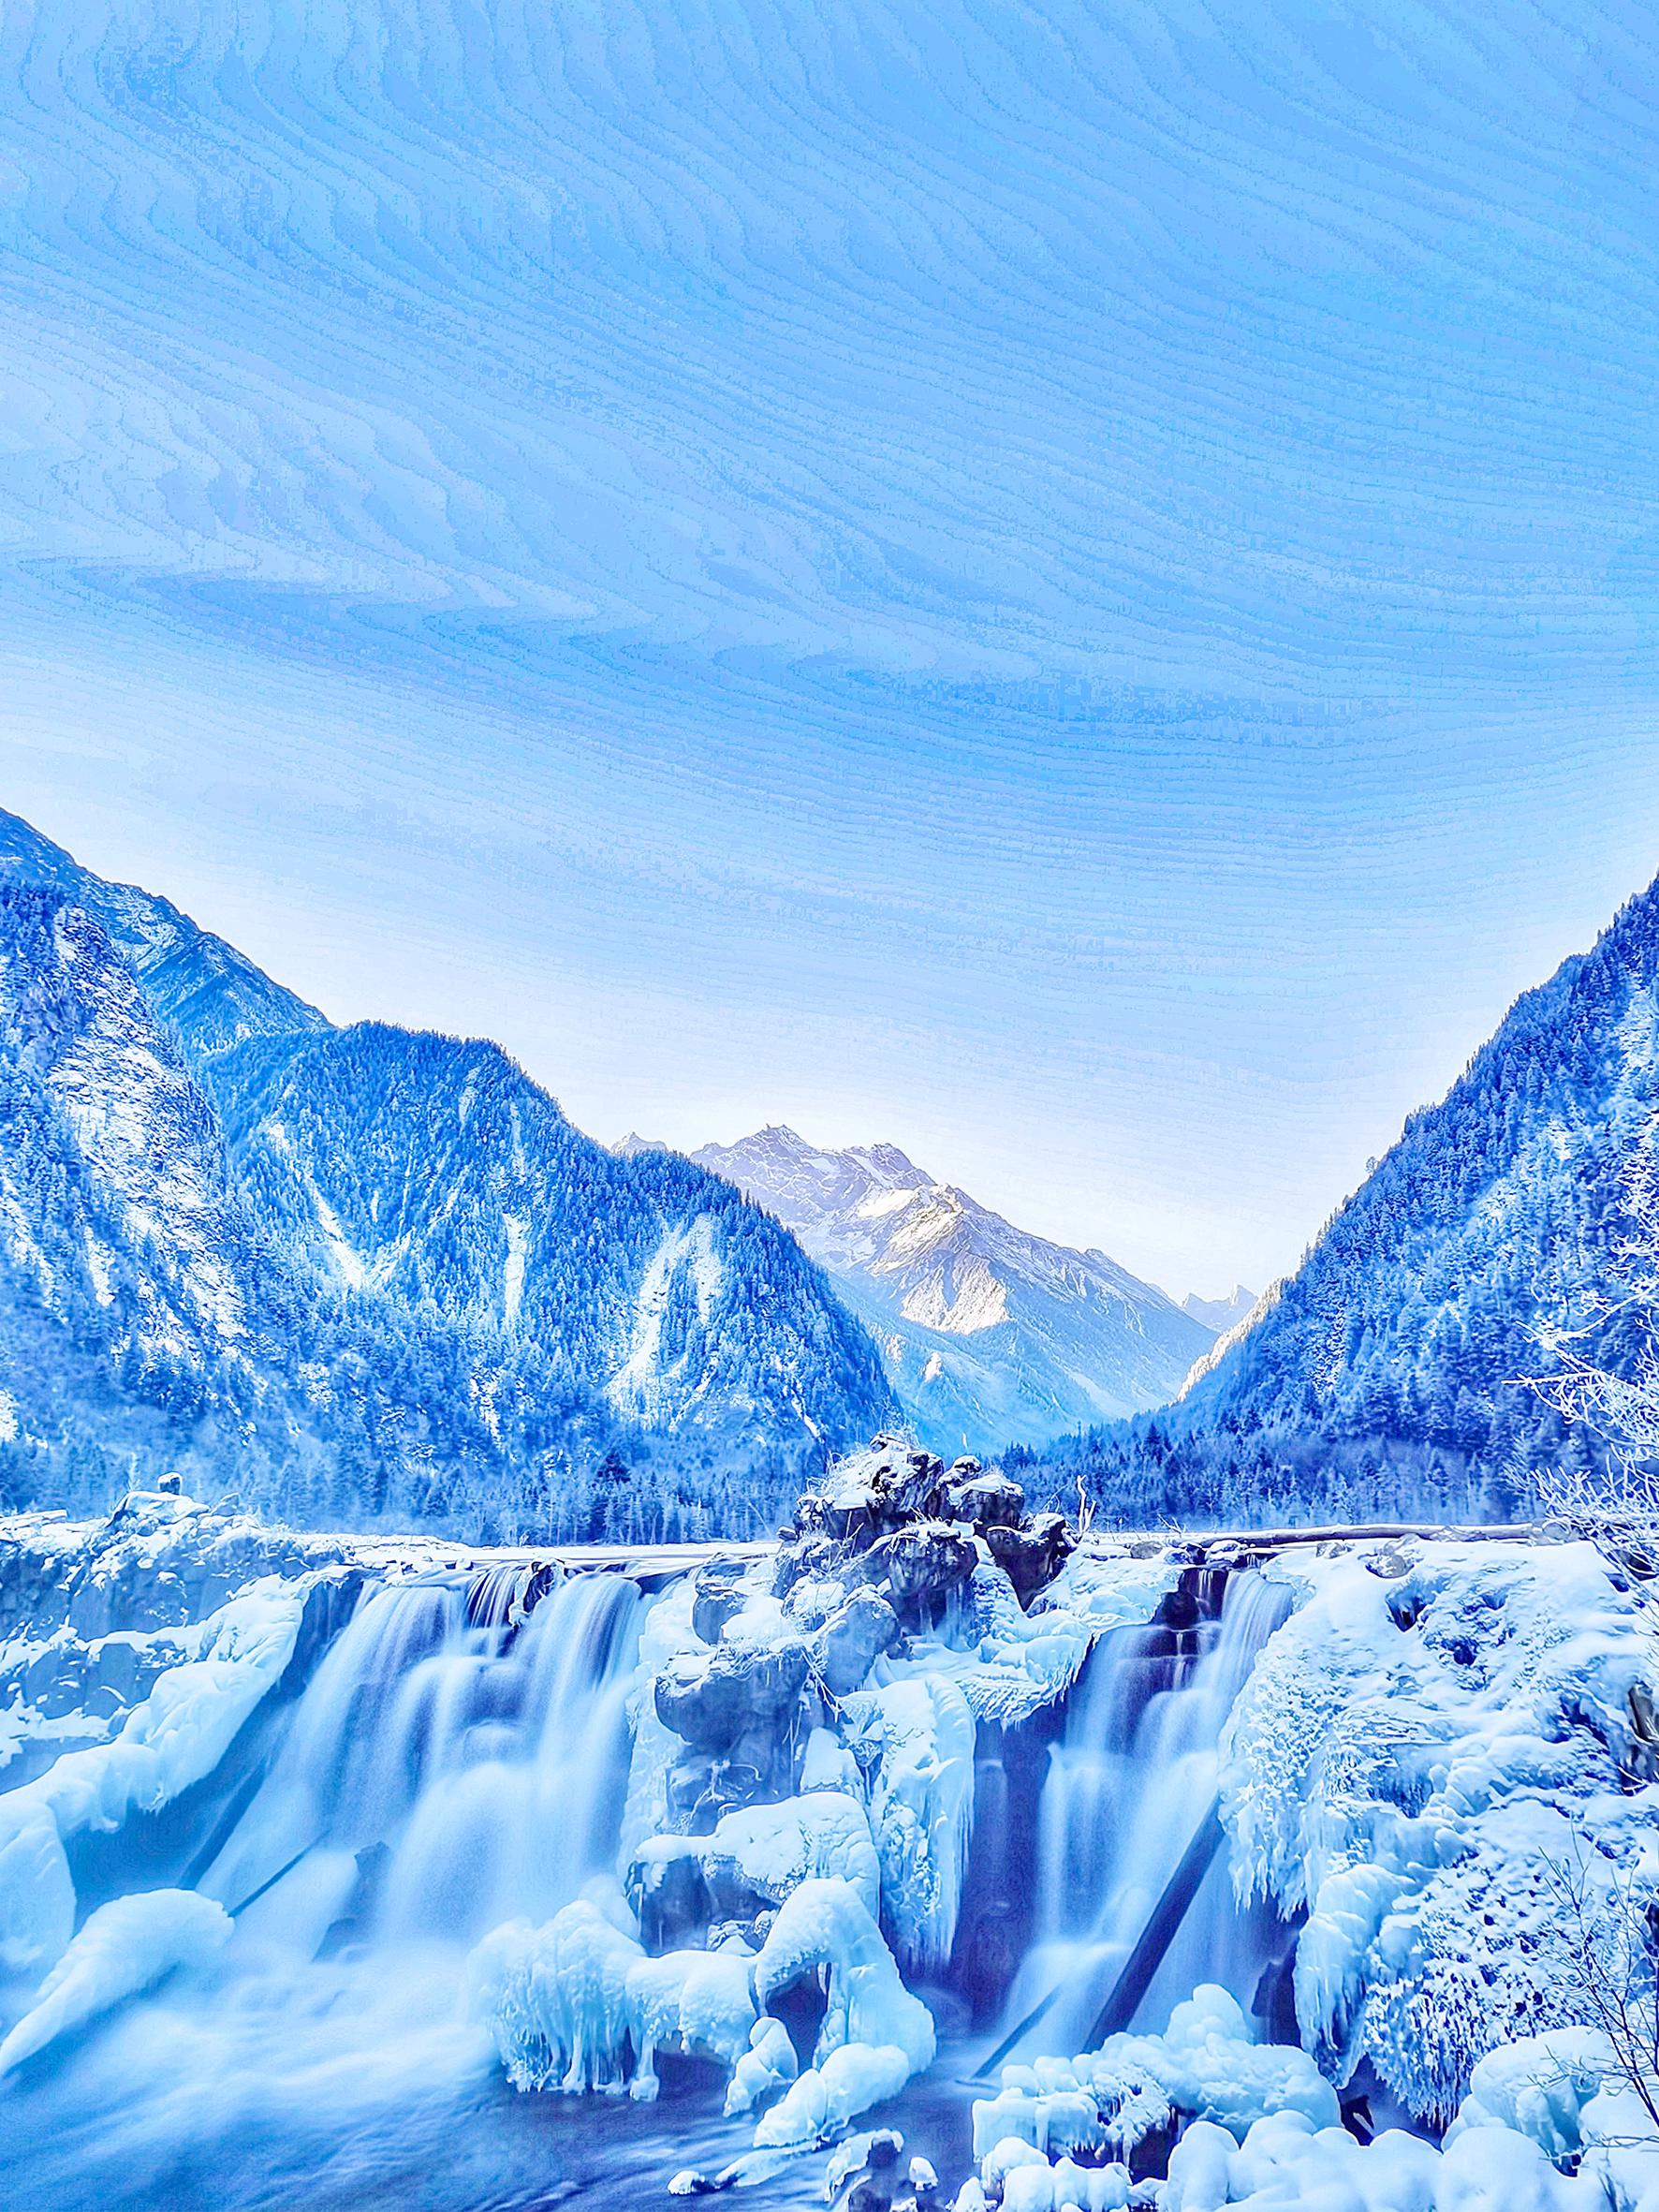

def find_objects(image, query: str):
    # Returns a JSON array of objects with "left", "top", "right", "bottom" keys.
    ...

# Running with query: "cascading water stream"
[
  {"left": 994, "top": 1568, "right": 1293, "bottom": 2061},
  {"left": 5, "top": 1559, "right": 702, "bottom": 2212},
  {"left": 202, "top": 1567, "right": 645, "bottom": 1954}
]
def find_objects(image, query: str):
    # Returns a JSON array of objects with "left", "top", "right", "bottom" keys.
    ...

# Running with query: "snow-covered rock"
[
  {"left": 973, "top": 1984, "right": 1337, "bottom": 2170},
  {"left": 1221, "top": 1539, "right": 1659, "bottom": 2120},
  {"left": 0, "top": 1888, "right": 232, "bottom": 2075}
]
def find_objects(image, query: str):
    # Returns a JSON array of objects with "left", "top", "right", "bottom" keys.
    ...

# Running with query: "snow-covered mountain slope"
[
  {"left": 0, "top": 887, "right": 257, "bottom": 1382},
  {"left": 0, "top": 820, "right": 895, "bottom": 1534},
  {"left": 1181, "top": 1285, "right": 1258, "bottom": 1334},
  {"left": 1179, "top": 872, "right": 1659, "bottom": 1462},
  {"left": 0, "top": 808, "right": 327, "bottom": 1060},
  {"left": 209, "top": 1027, "right": 893, "bottom": 1453},
  {"left": 693, "top": 1127, "right": 1212, "bottom": 1454}
]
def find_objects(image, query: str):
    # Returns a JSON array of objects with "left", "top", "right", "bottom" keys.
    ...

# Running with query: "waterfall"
[
  {"left": 993, "top": 1567, "right": 1293, "bottom": 2060},
  {"left": 202, "top": 1567, "right": 644, "bottom": 1954},
  {"left": 2, "top": 1538, "right": 1312, "bottom": 2210}
]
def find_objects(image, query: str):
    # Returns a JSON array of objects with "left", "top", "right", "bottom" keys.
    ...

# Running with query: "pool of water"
[{"left": 1, "top": 1945, "right": 978, "bottom": 2212}]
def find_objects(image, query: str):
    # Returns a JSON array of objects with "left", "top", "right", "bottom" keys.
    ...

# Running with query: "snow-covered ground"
[{"left": 2, "top": 1476, "right": 1658, "bottom": 2210}]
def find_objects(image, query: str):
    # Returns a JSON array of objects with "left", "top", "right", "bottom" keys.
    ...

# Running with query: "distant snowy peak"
[
  {"left": 693, "top": 1126, "right": 1212, "bottom": 1453},
  {"left": 697, "top": 1126, "right": 933, "bottom": 1242},
  {"left": 697, "top": 1127, "right": 1175, "bottom": 1322},
  {"left": 1181, "top": 1284, "right": 1258, "bottom": 1334},
  {"left": 610, "top": 1131, "right": 672, "bottom": 1158}
]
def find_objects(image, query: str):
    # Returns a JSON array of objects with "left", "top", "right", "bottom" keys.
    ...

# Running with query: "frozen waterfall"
[
  {"left": 200, "top": 1569, "right": 644, "bottom": 1953},
  {"left": 0, "top": 1498, "right": 1321, "bottom": 2211}
]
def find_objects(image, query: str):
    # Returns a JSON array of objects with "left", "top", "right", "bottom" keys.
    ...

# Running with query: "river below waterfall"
[{"left": 1, "top": 1927, "right": 980, "bottom": 2212}]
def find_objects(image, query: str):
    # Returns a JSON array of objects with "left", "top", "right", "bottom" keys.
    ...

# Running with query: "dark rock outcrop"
[
  {"left": 985, "top": 1512, "right": 1077, "bottom": 1609},
  {"left": 654, "top": 1642, "right": 813, "bottom": 1753},
  {"left": 854, "top": 1524, "right": 979, "bottom": 1630},
  {"left": 814, "top": 1588, "right": 902, "bottom": 1697}
]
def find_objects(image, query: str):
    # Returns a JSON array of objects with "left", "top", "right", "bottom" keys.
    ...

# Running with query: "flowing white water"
[
  {"left": 3, "top": 1559, "right": 1296, "bottom": 2208},
  {"left": 998, "top": 1569, "right": 1293, "bottom": 2058},
  {"left": 202, "top": 1569, "right": 644, "bottom": 1950},
  {"left": 5, "top": 1567, "right": 675, "bottom": 2212}
]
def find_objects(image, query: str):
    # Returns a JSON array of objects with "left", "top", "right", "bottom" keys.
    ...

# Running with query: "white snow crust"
[{"left": 1219, "top": 1539, "right": 1659, "bottom": 2120}]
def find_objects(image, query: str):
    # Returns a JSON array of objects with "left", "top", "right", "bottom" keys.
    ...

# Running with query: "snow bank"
[
  {"left": 901, "top": 1548, "right": 1176, "bottom": 1729},
  {"left": 1156, "top": 2108, "right": 1575, "bottom": 2210},
  {"left": 0, "top": 1577, "right": 308, "bottom": 1972},
  {"left": 972, "top": 1984, "right": 1337, "bottom": 2171},
  {"left": 0, "top": 1888, "right": 231, "bottom": 2074},
  {"left": 1445, "top": 2029, "right": 1659, "bottom": 2212},
  {"left": 1446, "top": 2028, "right": 1617, "bottom": 2163},
  {"left": 630, "top": 1790, "right": 881, "bottom": 1921},
  {"left": 969, "top": 2083, "right": 1638, "bottom": 2212},
  {"left": 1220, "top": 1539, "right": 1659, "bottom": 2118}
]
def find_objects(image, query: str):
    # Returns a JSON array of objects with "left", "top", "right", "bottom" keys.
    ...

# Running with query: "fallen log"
[{"left": 969, "top": 1793, "right": 1226, "bottom": 2082}]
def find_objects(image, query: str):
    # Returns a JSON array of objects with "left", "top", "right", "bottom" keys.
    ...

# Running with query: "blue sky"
[{"left": 2, "top": 0, "right": 1658, "bottom": 1292}]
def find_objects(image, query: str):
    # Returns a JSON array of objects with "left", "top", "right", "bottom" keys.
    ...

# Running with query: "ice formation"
[
  {"left": 470, "top": 1873, "right": 934, "bottom": 2137},
  {"left": 0, "top": 1497, "right": 333, "bottom": 1972},
  {"left": 840, "top": 1676, "right": 976, "bottom": 1971},
  {"left": 467, "top": 1891, "right": 761, "bottom": 2100},
  {"left": 0, "top": 1888, "right": 231, "bottom": 2075},
  {"left": 3, "top": 1465, "right": 1659, "bottom": 2206},
  {"left": 962, "top": 2008, "right": 1659, "bottom": 2211},
  {"left": 461, "top": 1447, "right": 1131, "bottom": 2145},
  {"left": 1219, "top": 1538, "right": 1659, "bottom": 2119},
  {"left": 972, "top": 1985, "right": 1337, "bottom": 2166}
]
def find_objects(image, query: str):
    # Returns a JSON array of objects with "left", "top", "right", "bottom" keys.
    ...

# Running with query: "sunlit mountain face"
[{"left": 695, "top": 1125, "right": 1212, "bottom": 1453}]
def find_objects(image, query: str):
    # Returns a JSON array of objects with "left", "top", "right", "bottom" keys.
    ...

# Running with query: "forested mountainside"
[
  {"left": 0, "top": 804, "right": 328, "bottom": 1057},
  {"left": 1013, "top": 873, "right": 1659, "bottom": 1530},
  {"left": 0, "top": 814, "right": 895, "bottom": 1538},
  {"left": 692, "top": 1125, "right": 1211, "bottom": 1455}
]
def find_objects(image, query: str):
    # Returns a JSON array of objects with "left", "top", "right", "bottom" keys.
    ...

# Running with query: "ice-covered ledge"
[{"left": 5, "top": 1455, "right": 1658, "bottom": 2209}]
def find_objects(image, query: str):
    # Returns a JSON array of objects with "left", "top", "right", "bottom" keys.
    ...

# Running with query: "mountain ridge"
[
  {"left": 1015, "top": 868, "right": 1659, "bottom": 1527},
  {"left": 692, "top": 1123, "right": 1212, "bottom": 1454},
  {"left": 0, "top": 811, "right": 897, "bottom": 1539},
  {"left": 1180, "top": 1285, "right": 1258, "bottom": 1335}
]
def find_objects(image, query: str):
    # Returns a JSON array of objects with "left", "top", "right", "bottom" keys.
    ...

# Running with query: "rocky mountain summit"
[
  {"left": 1180, "top": 1285, "right": 1258, "bottom": 1334},
  {"left": 693, "top": 1128, "right": 1213, "bottom": 1455}
]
